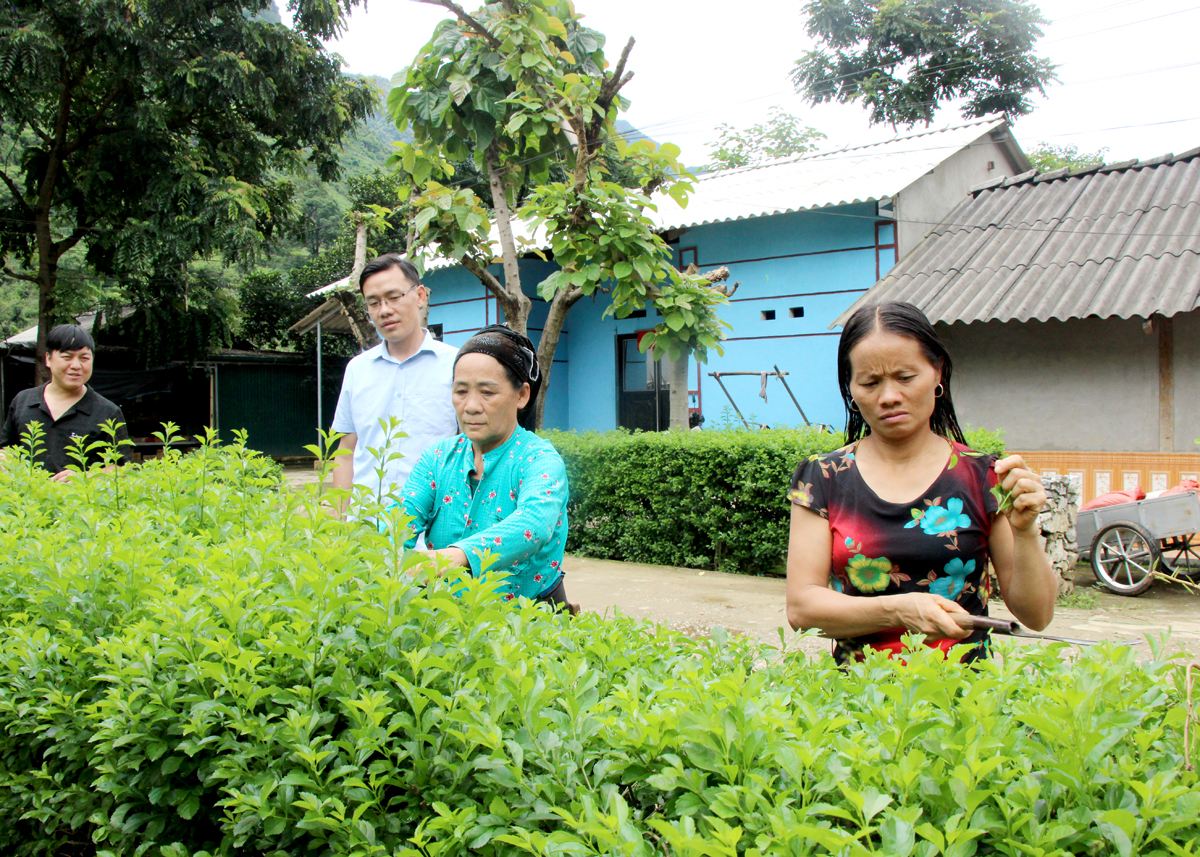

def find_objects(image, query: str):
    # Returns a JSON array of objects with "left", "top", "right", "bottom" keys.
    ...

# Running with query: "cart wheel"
[
  {"left": 1091, "top": 521, "right": 1159, "bottom": 596},
  {"left": 1160, "top": 534, "right": 1200, "bottom": 577}
]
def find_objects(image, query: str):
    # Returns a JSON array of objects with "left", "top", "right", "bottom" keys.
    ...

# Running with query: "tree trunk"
[
  {"left": 484, "top": 144, "right": 530, "bottom": 333},
  {"left": 349, "top": 216, "right": 368, "bottom": 289},
  {"left": 33, "top": 209, "right": 60, "bottom": 385},
  {"left": 532, "top": 284, "right": 584, "bottom": 429},
  {"left": 667, "top": 350, "right": 691, "bottom": 431}
]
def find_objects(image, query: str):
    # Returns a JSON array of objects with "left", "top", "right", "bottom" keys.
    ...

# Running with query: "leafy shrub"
[
  {"left": 544, "top": 427, "right": 1006, "bottom": 575},
  {"left": 543, "top": 427, "right": 842, "bottom": 574},
  {"left": 963, "top": 425, "right": 1006, "bottom": 457},
  {"left": 8, "top": 428, "right": 1195, "bottom": 857}
]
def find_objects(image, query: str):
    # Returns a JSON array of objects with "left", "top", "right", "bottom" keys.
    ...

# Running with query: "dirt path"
[
  {"left": 565, "top": 555, "right": 1200, "bottom": 660},
  {"left": 283, "top": 466, "right": 1200, "bottom": 660}
]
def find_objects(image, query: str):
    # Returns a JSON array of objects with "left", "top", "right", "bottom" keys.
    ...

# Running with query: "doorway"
[{"left": 617, "top": 333, "right": 671, "bottom": 431}]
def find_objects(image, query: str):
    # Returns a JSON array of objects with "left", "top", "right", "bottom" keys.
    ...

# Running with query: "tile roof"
[
  {"left": 650, "top": 114, "right": 1014, "bottom": 231},
  {"left": 833, "top": 147, "right": 1200, "bottom": 326}
]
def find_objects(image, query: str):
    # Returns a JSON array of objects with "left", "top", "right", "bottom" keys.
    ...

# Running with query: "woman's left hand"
[
  {"left": 993, "top": 455, "right": 1047, "bottom": 533},
  {"left": 419, "top": 547, "right": 470, "bottom": 569}
]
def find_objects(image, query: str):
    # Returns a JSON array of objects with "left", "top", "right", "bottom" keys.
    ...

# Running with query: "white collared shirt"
[{"left": 331, "top": 330, "right": 459, "bottom": 499}]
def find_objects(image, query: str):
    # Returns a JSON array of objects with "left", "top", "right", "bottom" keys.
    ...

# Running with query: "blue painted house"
[{"left": 383, "top": 116, "right": 1029, "bottom": 431}]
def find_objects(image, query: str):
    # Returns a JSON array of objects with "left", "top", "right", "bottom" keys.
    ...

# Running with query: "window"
[
  {"left": 626, "top": 309, "right": 647, "bottom": 319},
  {"left": 678, "top": 246, "right": 698, "bottom": 270},
  {"left": 761, "top": 309, "right": 776, "bottom": 321},
  {"left": 875, "top": 221, "right": 898, "bottom": 279},
  {"left": 428, "top": 323, "right": 444, "bottom": 341},
  {"left": 789, "top": 307, "right": 804, "bottom": 318}
]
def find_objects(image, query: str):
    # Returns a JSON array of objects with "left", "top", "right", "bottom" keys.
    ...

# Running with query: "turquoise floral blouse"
[{"left": 399, "top": 426, "right": 568, "bottom": 600}]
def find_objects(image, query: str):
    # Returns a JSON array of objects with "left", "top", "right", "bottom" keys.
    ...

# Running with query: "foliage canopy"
[
  {"left": 792, "top": 0, "right": 1057, "bottom": 126},
  {"left": 705, "top": 107, "right": 826, "bottom": 172},
  {"left": 0, "top": 0, "right": 375, "bottom": 372},
  {"left": 388, "top": 0, "right": 733, "bottom": 428},
  {"left": 1, "top": 427, "right": 1199, "bottom": 856},
  {"left": 1027, "top": 142, "right": 1108, "bottom": 173}
]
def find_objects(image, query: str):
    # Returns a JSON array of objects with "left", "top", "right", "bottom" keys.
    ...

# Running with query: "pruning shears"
[{"left": 961, "top": 614, "right": 1141, "bottom": 647}]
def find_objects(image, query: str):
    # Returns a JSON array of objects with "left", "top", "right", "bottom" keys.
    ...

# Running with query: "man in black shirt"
[{"left": 0, "top": 324, "right": 131, "bottom": 480}]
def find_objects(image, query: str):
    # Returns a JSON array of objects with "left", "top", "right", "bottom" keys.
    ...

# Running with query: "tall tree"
[
  {"left": 792, "top": 0, "right": 1057, "bottom": 126},
  {"left": 1027, "top": 142, "right": 1107, "bottom": 173},
  {"left": 705, "top": 107, "right": 826, "bottom": 172},
  {"left": 0, "top": 0, "right": 376, "bottom": 380},
  {"left": 391, "top": 0, "right": 732, "bottom": 428}
]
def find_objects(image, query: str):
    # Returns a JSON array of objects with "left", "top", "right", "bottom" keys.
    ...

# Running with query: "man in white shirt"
[{"left": 330, "top": 255, "right": 459, "bottom": 506}]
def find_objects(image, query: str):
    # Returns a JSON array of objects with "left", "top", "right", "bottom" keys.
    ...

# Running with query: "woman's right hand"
[{"left": 890, "top": 593, "right": 972, "bottom": 639}]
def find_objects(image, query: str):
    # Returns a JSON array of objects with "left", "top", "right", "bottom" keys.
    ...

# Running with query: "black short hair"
[
  {"left": 46, "top": 324, "right": 95, "bottom": 354},
  {"left": 837, "top": 302, "right": 966, "bottom": 444},
  {"left": 359, "top": 254, "right": 422, "bottom": 292}
]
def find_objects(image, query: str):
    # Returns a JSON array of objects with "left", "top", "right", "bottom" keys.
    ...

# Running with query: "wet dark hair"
[
  {"left": 837, "top": 302, "right": 966, "bottom": 444},
  {"left": 45, "top": 323, "right": 95, "bottom": 354},
  {"left": 455, "top": 325, "right": 543, "bottom": 430},
  {"left": 358, "top": 253, "right": 422, "bottom": 292}
]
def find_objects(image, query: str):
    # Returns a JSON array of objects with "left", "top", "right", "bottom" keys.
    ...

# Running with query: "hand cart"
[{"left": 1076, "top": 491, "right": 1200, "bottom": 595}]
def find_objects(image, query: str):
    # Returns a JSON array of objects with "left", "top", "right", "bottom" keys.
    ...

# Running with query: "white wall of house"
[
  {"left": 938, "top": 312, "right": 1199, "bottom": 453},
  {"left": 895, "top": 131, "right": 1025, "bottom": 258}
]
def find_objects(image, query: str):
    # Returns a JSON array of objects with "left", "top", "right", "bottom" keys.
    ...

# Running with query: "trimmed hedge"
[
  {"left": 545, "top": 427, "right": 1006, "bottom": 575},
  {"left": 1, "top": 435, "right": 1198, "bottom": 857}
]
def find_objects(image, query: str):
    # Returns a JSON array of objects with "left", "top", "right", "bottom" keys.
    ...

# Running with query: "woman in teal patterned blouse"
[{"left": 399, "top": 325, "right": 572, "bottom": 607}]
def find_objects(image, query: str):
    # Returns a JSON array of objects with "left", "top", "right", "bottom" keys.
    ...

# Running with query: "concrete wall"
[
  {"left": 1175, "top": 309, "right": 1200, "bottom": 454},
  {"left": 895, "top": 131, "right": 1022, "bottom": 257},
  {"left": 939, "top": 313, "right": 1200, "bottom": 453}
]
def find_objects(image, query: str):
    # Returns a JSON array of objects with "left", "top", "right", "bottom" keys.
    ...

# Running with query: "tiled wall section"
[{"left": 1011, "top": 451, "right": 1200, "bottom": 505}]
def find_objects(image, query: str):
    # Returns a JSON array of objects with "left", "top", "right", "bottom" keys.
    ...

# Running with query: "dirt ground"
[{"left": 283, "top": 464, "right": 1200, "bottom": 660}]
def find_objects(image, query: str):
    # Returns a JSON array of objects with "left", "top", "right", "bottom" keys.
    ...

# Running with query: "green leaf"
[{"left": 178, "top": 796, "right": 200, "bottom": 821}]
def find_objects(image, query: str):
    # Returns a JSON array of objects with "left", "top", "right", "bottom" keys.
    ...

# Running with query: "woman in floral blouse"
[
  {"left": 786, "top": 303, "right": 1056, "bottom": 663},
  {"left": 400, "top": 325, "right": 572, "bottom": 608}
]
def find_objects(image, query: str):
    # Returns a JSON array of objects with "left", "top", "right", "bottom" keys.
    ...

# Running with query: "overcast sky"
[{"left": 317, "top": 0, "right": 1200, "bottom": 165}]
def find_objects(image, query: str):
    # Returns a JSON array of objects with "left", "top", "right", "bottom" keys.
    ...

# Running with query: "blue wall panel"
[{"left": 422, "top": 202, "right": 890, "bottom": 433}]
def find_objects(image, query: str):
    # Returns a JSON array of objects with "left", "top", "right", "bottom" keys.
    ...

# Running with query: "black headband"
[
  {"left": 456, "top": 325, "right": 541, "bottom": 386},
  {"left": 455, "top": 325, "right": 543, "bottom": 430}
]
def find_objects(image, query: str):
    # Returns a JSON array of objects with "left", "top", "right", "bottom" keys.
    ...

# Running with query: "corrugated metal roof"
[
  {"left": 834, "top": 148, "right": 1200, "bottom": 326},
  {"left": 307, "top": 115, "right": 1014, "bottom": 297},
  {"left": 650, "top": 114, "right": 1013, "bottom": 231}
]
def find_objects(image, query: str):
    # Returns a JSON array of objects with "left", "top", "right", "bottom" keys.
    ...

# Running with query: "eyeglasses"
[{"left": 364, "top": 283, "right": 421, "bottom": 313}]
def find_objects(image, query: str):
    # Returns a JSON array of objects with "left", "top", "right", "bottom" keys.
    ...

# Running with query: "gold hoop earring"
[
  {"left": 934, "top": 383, "right": 945, "bottom": 398},
  {"left": 848, "top": 400, "right": 860, "bottom": 413}
]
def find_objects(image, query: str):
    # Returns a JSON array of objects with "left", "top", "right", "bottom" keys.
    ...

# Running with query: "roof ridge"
[
  {"left": 982, "top": 146, "right": 1200, "bottom": 191},
  {"left": 697, "top": 114, "right": 1008, "bottom": 182}
]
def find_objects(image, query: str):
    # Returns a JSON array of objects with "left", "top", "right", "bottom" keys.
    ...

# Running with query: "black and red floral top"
[{"left": 789, "top": 439, "right": 1003, "bottom": 664}]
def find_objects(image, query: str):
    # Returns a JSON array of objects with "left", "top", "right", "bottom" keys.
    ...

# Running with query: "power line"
[{"left": 1046, "top": 3, "right": 1200, "bottom": 42}]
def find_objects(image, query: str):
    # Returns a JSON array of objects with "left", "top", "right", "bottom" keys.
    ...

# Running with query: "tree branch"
[
  {"left": 415, "top": 0, "right": 502, "bottom": 49},
  {"left": 687, "top": 263, "right": 739, "bottom": 296},
  {"left": 0, "top": 170, "right": 32, "bottom": 214},
  {"left": 460, "top": 255, "right": 507, "bottom": 301},
  {"left": 1, "top": 266, "right": 41, "bottom": 285},
  {"left": 585, "top": 37, "right": 636, "bottom": 150}
]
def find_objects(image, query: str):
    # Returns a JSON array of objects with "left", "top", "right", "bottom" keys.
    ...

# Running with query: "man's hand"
[{"left": 50, "top": 469, "right": 74, "bottom": 483}]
